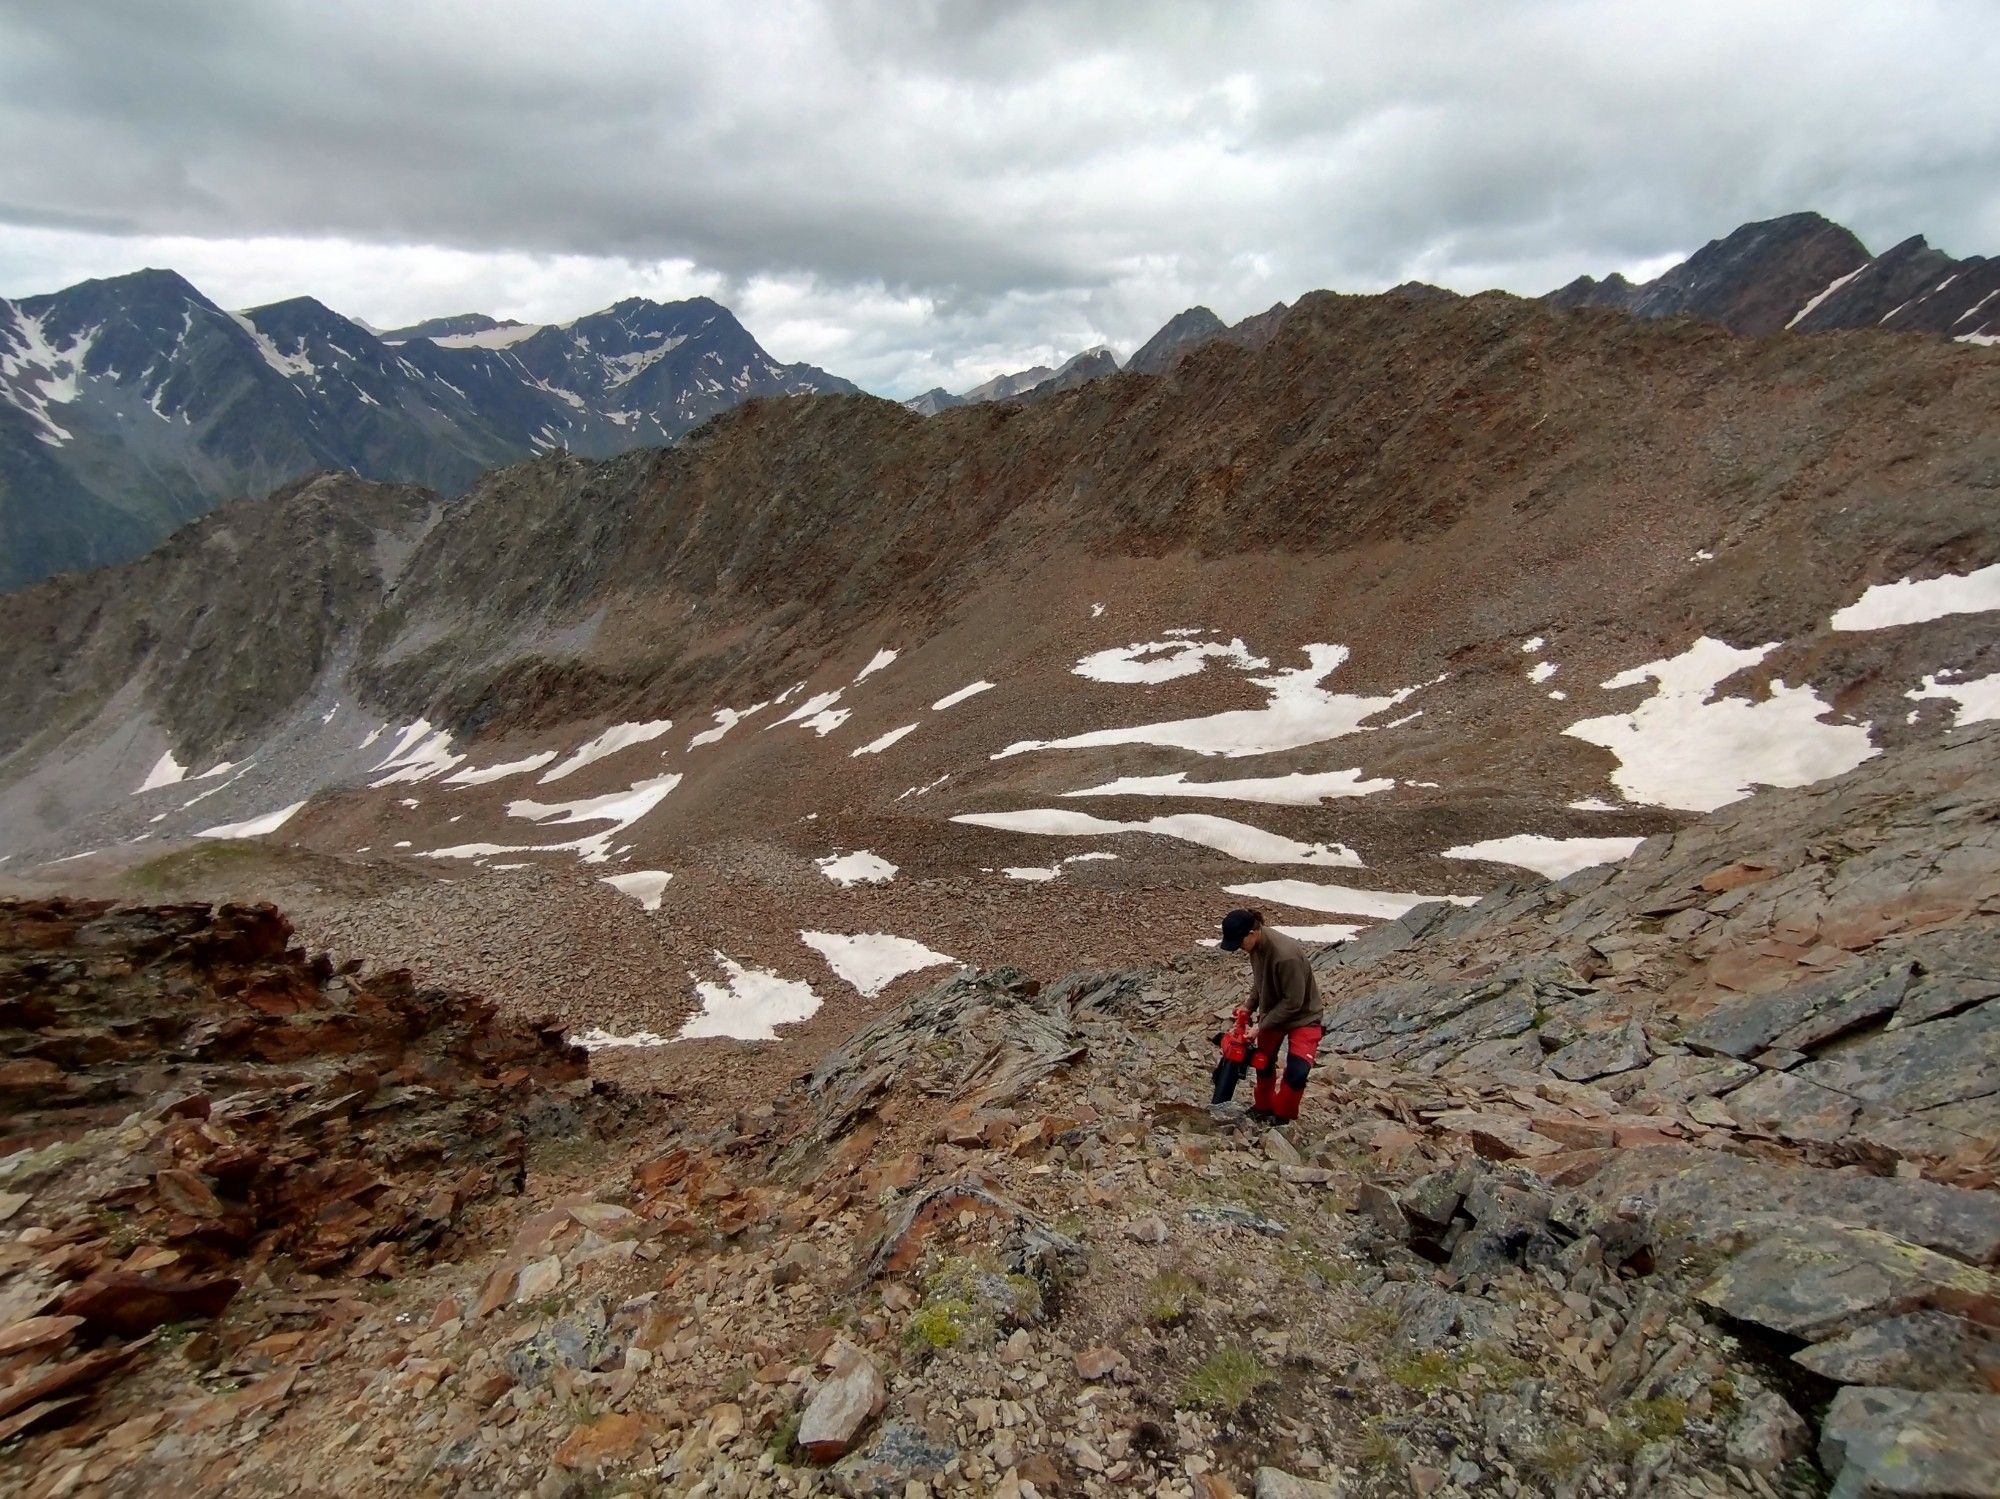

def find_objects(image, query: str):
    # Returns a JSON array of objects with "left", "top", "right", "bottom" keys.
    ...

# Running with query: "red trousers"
[{"left": 1251, "top": 1023, "right": 1322, "bottom": 1122}]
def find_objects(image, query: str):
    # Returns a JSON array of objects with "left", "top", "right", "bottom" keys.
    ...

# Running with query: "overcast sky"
[{"left": 2, "top": 0, "right": 1994, "bottom": 397}]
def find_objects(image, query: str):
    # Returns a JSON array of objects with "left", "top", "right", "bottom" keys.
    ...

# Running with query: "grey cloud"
[{"left": 1, "top": 0, "right": 1995, "bottom": 396}]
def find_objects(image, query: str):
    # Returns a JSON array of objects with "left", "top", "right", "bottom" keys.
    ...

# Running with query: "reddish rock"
[
  {"left": 57, "top": 1272, "right": 240, "bottom": 1339},
  {"left": 554, "top": 1412, "right": 649, "bottom": 1470}
]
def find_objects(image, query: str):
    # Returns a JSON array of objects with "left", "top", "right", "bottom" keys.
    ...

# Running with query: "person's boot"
[
  {"left": 1272, "top": 1079, "right": 1306, "bottom": 1123},
  {"left": 1249, "top": 1068, "right": 1278, "bottom": 1122}
]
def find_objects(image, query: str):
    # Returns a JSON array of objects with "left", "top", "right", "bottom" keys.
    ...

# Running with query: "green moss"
[{"left": 1179, "top": 1346, "right": 1274, "bottom": 1411}]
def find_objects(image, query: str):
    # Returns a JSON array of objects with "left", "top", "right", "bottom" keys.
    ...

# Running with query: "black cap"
[{"left": 1219, "top": 909, "right": 1258, "bottom": 952}]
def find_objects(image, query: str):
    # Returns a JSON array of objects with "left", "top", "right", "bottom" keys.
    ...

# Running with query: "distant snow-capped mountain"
[{"left": 0, "top": 271, "right": 856, "bottom": 590}]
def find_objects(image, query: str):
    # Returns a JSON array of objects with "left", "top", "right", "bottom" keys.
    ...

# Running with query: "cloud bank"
[{"left": 1, "top": 0, "right": 1993, "bottom": 395}]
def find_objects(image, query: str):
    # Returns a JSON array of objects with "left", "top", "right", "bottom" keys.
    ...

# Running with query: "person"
[{"left": 1217, "top": 907, "right": 1323, "bottom": 1125}]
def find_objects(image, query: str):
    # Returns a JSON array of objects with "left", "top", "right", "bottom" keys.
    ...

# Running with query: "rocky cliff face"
[
  {"left": 1548, "top": 212, "right": 2000, "bottom": 344},
  {"left": 0, "top": 275, "right": 854, "bottom": 590}
]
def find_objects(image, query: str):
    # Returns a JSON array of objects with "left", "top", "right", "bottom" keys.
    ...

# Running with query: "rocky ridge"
[{"left": 2, "top": 722, "right": 1993, "bottom": 1496}]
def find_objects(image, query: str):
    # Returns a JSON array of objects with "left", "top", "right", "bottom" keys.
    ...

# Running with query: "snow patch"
[
  {"left": 852, "top": 724, "right": 918, "bottom": 757},
  {"left": 932, "top": 681, "right": 995, "bottom": 711},
  {"left": 1273, "top": 924, "right": 1362, "bottom": 945},
  {"left": 1562, "top": 638, "right": 1877, "bottom": 812},
  {"left": 1529, "top": 661, "right": 1558, "bottom": 684},
  {"left": 1828, "top": 562, "right": 2000, "bottom": 631},
  {"left": 800, "top": 931, "right": 957, "bottom": 997},
  {"left": 445, "top": 751, "right": 559, "bottom": 786},
  {"left": 678, "top": 953, "right": 819, "bottom": 1041},
  {"left": 601, "top": 870, "right": 672, "bottom": 910},
  {"left": 996, "top": 645, "right": 1429, "bottom": 760},
  {"left": 1442, "top": 834, "right": 1646, "bottom": 880},
  {"left": 688, "top": 702, "right": 768, "bottom": 749},
  {"left": 136, "top": 752, "right": 186, "bottom": 793},
  {"left": 1521, "top": 637, "right": 1545, "bottom": 654},
  {"left": 1786, "top": 264, "right": 1869, "bottom": 328},
  {"left": 854, "top": 649, "right": 898, "bottom": 683},
  {"left": 1907, "top": 670, "right": 2000, "bottom": 726},
  {"left": 196, "top": 802, "right": 307, "bottom": 840},
  {"left": 954, "top": 809, "right": 1360, "bottom": 867},
  {"left": 1223, "top": 879, "right": 1478, "bottom": 920},
  {"left": 816, "top": 849, "right": 898, "bottom": 886},
  {"left": 1061, "top": 768, "right": 1393, "bottom": 805},
  {"left": 540, "top": 720, "right": 673, "bottom": 783},
  {"left": 1566, "top": 796, "right": 1623, "bottom": 812},
  {"left": 1073, "top": 636, "right": 1266, "bottom": 684},
  {"left": 1000, "top": 851, "right": 1118, "bottom": 882}
]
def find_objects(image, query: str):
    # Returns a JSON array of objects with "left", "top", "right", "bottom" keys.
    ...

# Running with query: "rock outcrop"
[{"left": 0, "top": 897, "right": 589, "bottom": 1451}]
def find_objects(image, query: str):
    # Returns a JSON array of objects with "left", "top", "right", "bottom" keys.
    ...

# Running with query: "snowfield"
[
  {"left": 996, "top": 645, "right": 1429, "bottom": 759},
  {"left": 954, "top": 808, "right": 1362, "bottom": 867},
  {"left": 1442, "top": 834, "right": 1647, "bottom": 880},
  {"left": 1562, "top": 637, "right": 1876, "bottom": 812},
  {"left": 1830, "top": 561, "right": 2000, "bottom": 631}
]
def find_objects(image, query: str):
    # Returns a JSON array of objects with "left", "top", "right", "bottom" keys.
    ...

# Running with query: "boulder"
[
  {"left": 827, "top": 1419, "right": 955, "bottom": 1496},
  {"left": 1795, "top": 1312, "right": 1998, "bottom": 1392},
  {"left": 799, "top": 1355, "right": 885, "bottom": 1462},
  {"left": 1819, "top": 1386, "right": 2000, "bottom": 1498},
  {"left": 1725, "top": 1392, "right": 1809, "bottom": 1473}
]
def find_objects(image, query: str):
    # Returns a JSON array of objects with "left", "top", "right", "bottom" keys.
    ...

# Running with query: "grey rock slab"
[
  {"left": 1185, "top": 1204, "right": 1288, "bottom": 1237},
  {"left": 1795, "top": 1312, "right": 1998, "bottom": 1392},
  {"left": 1820, "top": 1386, "right": 2000, "bottom": 1498},
  {"left": 1686, "top": 963, "right": 1912, "bottom": 1060},
  {"left": 1255, "top": 1467, "right": 1346, "bottom": 1498},
  {"left": 1579, "top": 1145, "right": 2000, "bottom": 1263},
  {"left": 1725, "top": 1068, "right": 1862, "bottom": 1143},
  {"left": 1603, "top": 1052, "right": 1756, "bottom": 1106},
  {"left": 1546, "top": 1020, "right": 1652, "bottom": 1082},
  {"left": 1697, "top": 1218, "right": 2000, "bottom": 1341},
  {"left": 1798, "top": 999, "right": 1999, "bottom": 1122}
]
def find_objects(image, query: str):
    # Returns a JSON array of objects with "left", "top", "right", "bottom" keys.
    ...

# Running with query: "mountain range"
[
  {"left": 0, "top": 273, "right": 854, "bottom": 589},
  {"left": 1, "top": 211, "right": 1994, "bottom": 595}
]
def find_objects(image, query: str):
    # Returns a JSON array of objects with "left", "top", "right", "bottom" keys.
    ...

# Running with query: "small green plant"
[
  {"left": 766, "top": 1412, "right": 802, "bottom": 1464},
  {"left": 1386, "top": 1349, "right": 1468, "bottom": 1394},
  {"left": 1179, "top": 1346, "right": 1274, "bottom": 1411},
  {"left": 1145, "top": 1271, "right": 1200, "bottom": 1325},
  {"left": 904, "top": 1297, "right": 973, "bottom": 1352},
  {"left": 1598, "top": 1395, "right": 1689, "bottom": 1460},
  {"left": 721, "top": 1368, "right": 751, "bottom": 1398},
  {"left": 1336, "top": 1306, "right": 1402, "bottom": 1345},
  {"left": 1526, "top": 1427, "right": 1590, "bottom": 1482},
  {"left": 1356, "top": 1419, "right": 1403, "bottom": 1468},
  {"left": 1283, "top": 1246, "right": 1355, "bottom": 1287}
]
